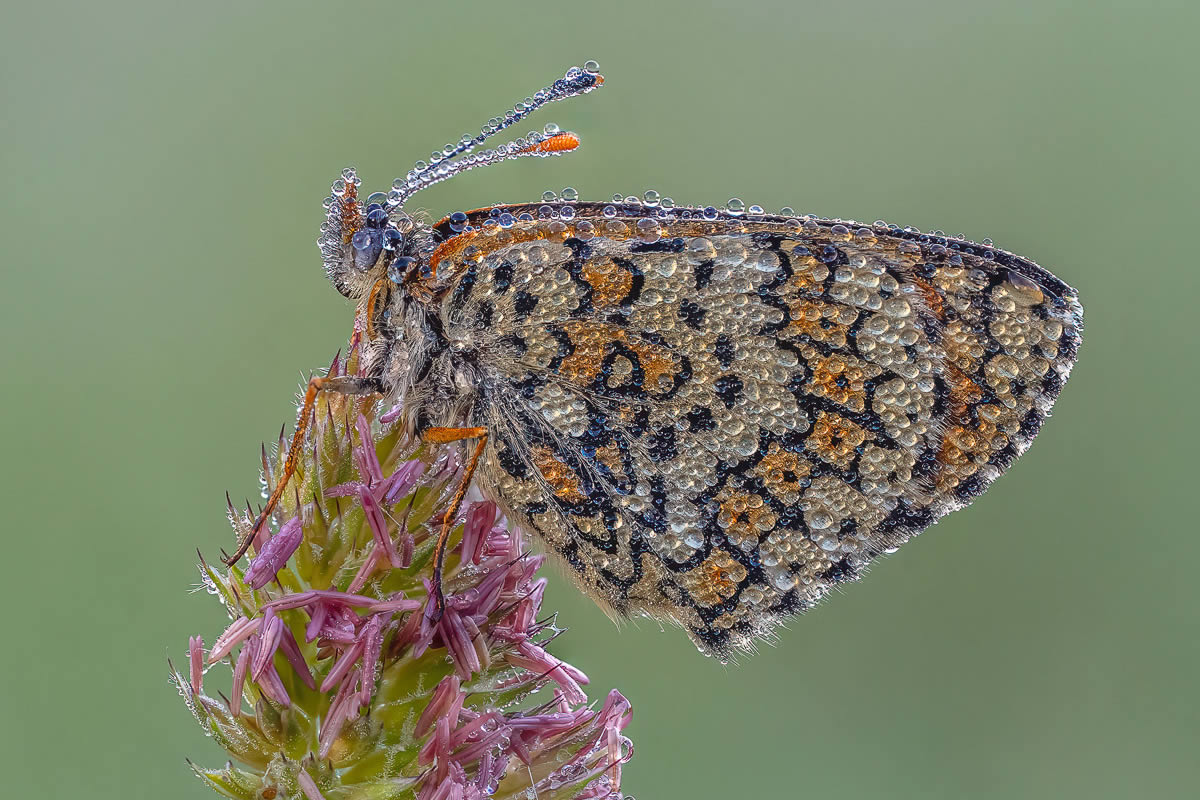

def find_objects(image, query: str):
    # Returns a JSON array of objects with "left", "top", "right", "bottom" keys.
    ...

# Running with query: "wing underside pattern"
[{"left": 431, "top": 209, "right": 1082, "bottom": 655}]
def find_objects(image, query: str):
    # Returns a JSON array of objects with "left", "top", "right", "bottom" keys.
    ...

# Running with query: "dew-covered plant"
[{"left": 174, "top": 351, "right": 633, "bottom": 800}]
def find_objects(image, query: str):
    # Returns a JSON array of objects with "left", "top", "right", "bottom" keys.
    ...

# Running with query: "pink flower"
[{"left": 177, "top": 346, "right": 635, "bottom": 799}]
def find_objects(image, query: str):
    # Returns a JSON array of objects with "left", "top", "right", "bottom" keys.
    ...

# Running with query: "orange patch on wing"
[
  {"left": 784, "top": 299, "right": 854, "bottom": 348},
  {"left": 557, "top": 322, "right": 679, "bottom": 393},
  {"left": 805, "top": 411, "right": 870, "bottom": 469},
  {"left": 628, "top": 338, "right": 676, "bottom": 393},
  {"left": 753, "top": 443, "right": 811, "bottom": 505},
  {"left": 808, "top": 355, "right": 868, "bottom": 412},
  {"left": 681, "top": 550, "right": 748, "bottom": 607},
  {"left": 933, "top": 365, "right": 1007, "bottom": 488},
  {"left": 594, "top": 443, "right": 625, "bottom": 477},
  {"left": 582, "top": 259, "right": 633, "bottom": 308},
  {"left": 716, "top": 489, "right": 778, "bottom": 549},
  {"left": 530, "top": 445, "right": 588, "bottom": 503},
  {"left": 558, "top": 323, "right": 609, "bottom": 384},
  {"left": 909, "top": 276, "right": 945, "bottom": 319}
]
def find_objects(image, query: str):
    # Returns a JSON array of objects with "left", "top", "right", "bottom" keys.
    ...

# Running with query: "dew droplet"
[
  {"left": 636, "top": 218, "right": 661, "bottom": 244},
  {"left": 561, "top": 186, "right": 579, "bottom": 201},
  {"left": 643, "top": 189, "right": 660, "bottom": 207},
  {"left": 382, "top": 228, "right": 403, "bottom": 251},
  {"left": 388, "top": 255, "right": 416, "bottom": 284},
  {"left": 725, "top": 198, "right": 745, "bottom": 215}
]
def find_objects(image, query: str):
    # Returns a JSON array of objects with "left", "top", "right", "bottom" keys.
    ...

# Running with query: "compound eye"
[
  {"left": 365, "top": 207, "right": 389, "bottom": 228},
  {"left": 351, "top": 229, "right": 382, "bottom": 269}
]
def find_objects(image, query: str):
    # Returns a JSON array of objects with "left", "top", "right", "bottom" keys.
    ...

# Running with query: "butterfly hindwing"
[{"left": 432, "top": 206, "right": 1082, "bottom": 656}]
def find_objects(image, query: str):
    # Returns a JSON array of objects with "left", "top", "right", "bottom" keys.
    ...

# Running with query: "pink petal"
[
  {"left": 382, "top": 459, "right": 425, "bottom": 503},
  {"left": 256, "top": 656, "right": 292, "bottom": 707},
  {"left": 209, "top": 616, "right": 261, "bottom": 663},
  {"left": 230, "top": 639, "right": 252, "bottom": 715},
  {"left": 296, "top": 770, "right": 327, "bottom": 800},
  {"left": 252, "top": 611, "right": 282, "bottom": 680},
  {"left": 318, "top": 667, "right": 361, "bottom": 758},
  {"left": 440, "top": 608, "right": 480, "bottom": 678},
  {"left": 261, "top": 590, "right": 318, "bottom": 612},
  {"left": 244, "top": 515, "right": 304, "bottom": 589},
  {"left": 415, "top": 675, "right": 461, "bottom": 738},
  {"left": 346, "top": 542, "right": 383, "bottom": 594},
  {"left": 265, "top": 589, "right": 378, "bottom": 610},
  {"left": 276, "top": 622, "right": 316, "bottom": 690},
  {"left": 315, "top": 605, "right": 361, "bottom": 645},
  {"left": 354, "top": 415, "right": 384, "bottom": 485},
  {"left": 379, "top": 403, "right": 403, "bottom": 424},
  {"left": 319, "top": 638, "right": 365, "bottom": 693},
  {"left": 506, "top": 641, "right": 586, "bottom": 705},
  {"left": 188, "top": 636, "right": 204, "bottom": 694},
  {"left": 305, "top": 603, "right": 328, "bottom": 643},
  {"left": 359, "top": 488, "right": 403, "bottom": 567},
  {"left": 357, "top": 613, "right": 387, "bottom": 704},
  {"left": 460, "top": 502, "right": 496, "bottom": 566},
  {"left": 368, "top": 594, "right": 422, "bottom": 613}
]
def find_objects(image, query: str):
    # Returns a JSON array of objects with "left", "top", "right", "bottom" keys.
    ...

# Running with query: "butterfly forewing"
[{"left": 428, "top": 204, "right": 1082, "bottom": 656}]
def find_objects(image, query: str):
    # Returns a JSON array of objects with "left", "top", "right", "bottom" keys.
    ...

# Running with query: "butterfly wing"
[{"left": 431, "top": 204, "right": 1083, "bottom": 657}]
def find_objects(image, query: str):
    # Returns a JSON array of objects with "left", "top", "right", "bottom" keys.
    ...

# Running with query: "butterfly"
[{"left": 225, "top": 62, "right": 1083, "bottom": 659}]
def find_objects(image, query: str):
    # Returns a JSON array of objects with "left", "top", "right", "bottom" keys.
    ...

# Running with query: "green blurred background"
[{"left": 3, "top": 1, "right": 1196, "bottom": 797}]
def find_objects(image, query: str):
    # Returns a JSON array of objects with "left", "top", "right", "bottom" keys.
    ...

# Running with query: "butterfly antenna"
[{"left": 388, "top": 61, "right": 604, "bottom": 207}]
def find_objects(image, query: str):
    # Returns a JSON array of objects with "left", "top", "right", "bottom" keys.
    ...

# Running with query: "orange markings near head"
[{"left": 340, "top": 181, "right": 361, "bottom": 245}]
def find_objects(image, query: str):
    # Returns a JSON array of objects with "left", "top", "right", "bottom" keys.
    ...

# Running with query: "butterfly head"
[
  {"left": 317, "top": 167, "right": 427, "bottom": 299},
  {"left": 317, "top": 63, "right": 603, "bottom": 299}
]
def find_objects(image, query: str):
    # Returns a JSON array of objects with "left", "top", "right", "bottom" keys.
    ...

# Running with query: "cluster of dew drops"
[{"left": 445, "top": 183, "right": 1000, "bottom": 259}]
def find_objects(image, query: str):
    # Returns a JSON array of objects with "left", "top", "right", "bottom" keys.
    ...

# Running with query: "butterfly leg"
[
  {"left": 421, "top": 426, "right": 489, "bottom": 620},
  {"left": 224, "top": 374, "right": 380, "bottom": 566}
]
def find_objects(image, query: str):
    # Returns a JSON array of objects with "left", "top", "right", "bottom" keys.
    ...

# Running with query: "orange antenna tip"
[{"left": 520, "top": 132, "right": 581, "bottom": 155}]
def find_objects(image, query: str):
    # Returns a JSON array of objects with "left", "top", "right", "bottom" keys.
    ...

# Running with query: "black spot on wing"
[
  {"left": 514, "top": 290, "right": 539, "bottom": 316},
  {"left": 714, "top": 375, "right": 744, "bottom": 409},
  {"left": 714, "top": 335, "right": 734, "bottom": 368},
  {"left": 678, "top": 300, "right": 706, "bottom": 330},
  {"left": 630, "top": 237, "right": 685, "bottom": 254}
]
